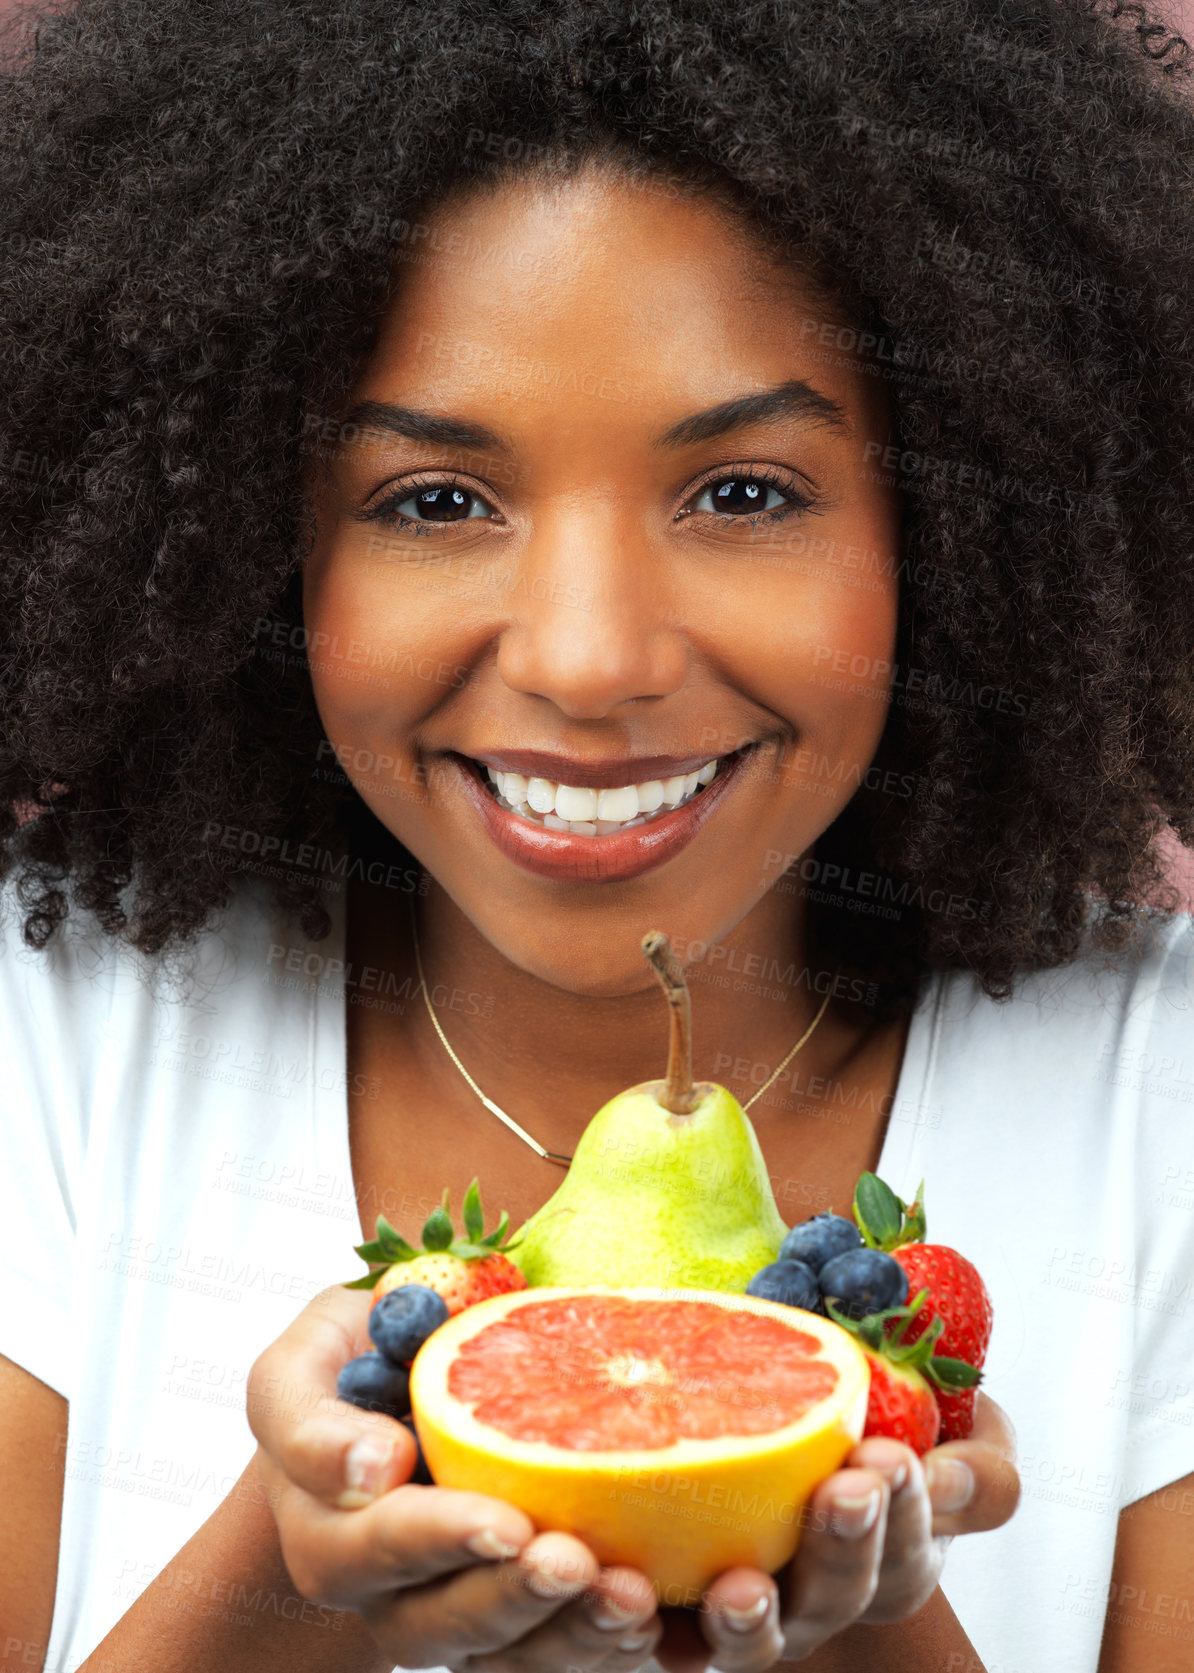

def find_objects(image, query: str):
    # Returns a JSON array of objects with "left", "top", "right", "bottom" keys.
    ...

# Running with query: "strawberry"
[
  {"left": 860, "top": 1348, "right": 940, "bottom": 1454},
  {"left": 343, "top": 1178, "right": 527, "bottom": 1317},
  {"left": 852, "top": 1172, "right": 992, "bottom": 1441},
  {"left": 825, "top": 1289, "right": 979, "bottom": 1456},
  {"left": 891, "top": 1243, "right": 992, "bottom": 1440}
]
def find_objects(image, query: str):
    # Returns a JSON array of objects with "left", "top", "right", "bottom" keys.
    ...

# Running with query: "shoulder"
[
  {"left": 928, "top": 908, "right": 1193, "bottom": 1061},
  {"left": 0, "top": 870, "right": 287, "bottom": 1054}
]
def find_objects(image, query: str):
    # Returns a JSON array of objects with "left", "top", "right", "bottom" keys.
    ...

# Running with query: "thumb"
[{"left": 247, "top": 1282, "right": 418, "bottom": 1508}]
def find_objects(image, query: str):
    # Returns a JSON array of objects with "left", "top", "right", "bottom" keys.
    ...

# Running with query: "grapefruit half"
[{"left": 409, "top": 1285, "right": 870, "bottom": 1601}]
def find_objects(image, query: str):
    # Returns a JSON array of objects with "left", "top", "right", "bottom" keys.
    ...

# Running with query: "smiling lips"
[{"left": 453, "top": 748, "right": 751, "bottom": 883}]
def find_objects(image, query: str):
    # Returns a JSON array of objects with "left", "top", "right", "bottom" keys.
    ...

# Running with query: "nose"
[{"left": 494, "top": 508, "right": 689, "bottom": 720}]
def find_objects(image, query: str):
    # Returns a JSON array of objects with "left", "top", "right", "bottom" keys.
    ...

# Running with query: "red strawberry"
[
  {"left": 860, "top": 1348, "right": 941, "bottom": 1454},
  {"left": 826, "top": 1288, "right": 978, "bottom": 1456},
  {"left": 852, "top": 1173, "right": 991, "bottom": 1441},
  {"left": 891, "top": 1243, "right": 992, "bottom": 1441},
  {"left": 343, "top": 1178, "right": 527, "bottom": 1317}
]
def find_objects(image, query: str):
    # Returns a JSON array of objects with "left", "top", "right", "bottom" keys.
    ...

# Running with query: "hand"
[
  {"left": 247, "top": 1284, "right": 664, "bottom": 1671},
  {"left": 690, "top": 1392, "right": 1020, "bottom": 1670}
]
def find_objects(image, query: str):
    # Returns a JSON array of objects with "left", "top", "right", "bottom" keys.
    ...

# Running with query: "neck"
[{"left": 394, "top": 875, "right": 865, "bottom": 1155}]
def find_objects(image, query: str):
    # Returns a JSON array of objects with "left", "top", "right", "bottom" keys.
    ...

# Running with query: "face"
[{"left": 303, "top": 167, "right": 900, "bottom": 996}]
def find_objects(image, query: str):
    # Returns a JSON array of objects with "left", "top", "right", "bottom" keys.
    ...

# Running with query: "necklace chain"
[{"left": 411, "top": 910, "right": 835, "bottom": 1168}]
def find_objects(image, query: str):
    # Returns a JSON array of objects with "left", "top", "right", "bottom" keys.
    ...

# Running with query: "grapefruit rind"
[{"left": 409, "top": 1285, "right": 870, "bottom": 1602}]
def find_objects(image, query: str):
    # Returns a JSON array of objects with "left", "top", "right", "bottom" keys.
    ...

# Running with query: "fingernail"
[
  {"left": 718, "top": 1595, "right": 770, "bottom": 1633},
  {"left": 523, "top": 1560, "right": 589, "bottom": 1600},
  {"left": 926, "top": 1457, "right": 975, "bottom": 1514},
  {"left": 465, "top": 1528, "right": 522, "bottom": 1560},
  {"left": 879, "top": 1459, "right": 909, "bottom": 1493},
  {"left": 829, "top": 1486, "right": 882, "bottom": 1537},
  {"left": 617, "top": 1632, "right": 655, "bottom": 1654},
  {"left": 338, "top": 1438, "right": 394, "bottom": 1507},
  {"left": 591, "top": 1598, "right": 647, "bottom": 1630}
]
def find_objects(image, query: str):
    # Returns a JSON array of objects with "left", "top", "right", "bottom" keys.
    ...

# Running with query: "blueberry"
[
  {"left": 745, "top": 1259, "right": 823, "bottom": 1312},
  {"left": 778, "top": 1213, "right": 863, "bottom": 1274},
  {"left": 401, "top": 1416, "right": 435, "bottom": 1485},
  {"left": 818, "top": 1248, "right": 909, "bottom": 1320},
  {"left": 369, "top": 1284, "right": 451, "bottom": 1365},
  {"left": 336, "top": 1351, "right": 412, "bottom": 1419}
]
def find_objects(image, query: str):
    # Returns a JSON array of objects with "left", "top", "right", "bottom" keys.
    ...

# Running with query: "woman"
[{"left": 1, "top": 2, "right": 1193, "bottom": 1670}]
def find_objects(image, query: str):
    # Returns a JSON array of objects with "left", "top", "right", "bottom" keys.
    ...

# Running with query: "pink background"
[{"left": 2, "top": 0, "right": 1192, "bottom": 905}]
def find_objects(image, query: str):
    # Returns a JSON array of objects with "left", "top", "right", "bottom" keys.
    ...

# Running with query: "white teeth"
[
  {"left": 526, "top": 777, "right": 556, "bottom": 814},
  {"left": 480, "top": 758, "right": 721, "bottom": 837},
  {"left": 555, "top": 784, "right": 598, "bottom": 821},
  {"left": 596, "top": 785, "right": 639, "bottom": 822}
]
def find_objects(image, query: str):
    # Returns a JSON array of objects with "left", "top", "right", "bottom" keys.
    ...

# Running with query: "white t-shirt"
[{"left": 2, "top": 870, "right": 1193, "bottom": 1673}]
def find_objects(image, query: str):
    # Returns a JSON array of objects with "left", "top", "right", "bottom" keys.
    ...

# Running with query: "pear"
[{"left": 509, "top": 931, "right": 789, "bottom": 1291}]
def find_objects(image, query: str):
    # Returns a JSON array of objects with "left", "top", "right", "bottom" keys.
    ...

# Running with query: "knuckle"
[
  {"left": 435, "top": 1599, "right": 515, "bottom": 1657},
  {"left": 281, "top": 1542, "right": 335, "bottom": 1606}
]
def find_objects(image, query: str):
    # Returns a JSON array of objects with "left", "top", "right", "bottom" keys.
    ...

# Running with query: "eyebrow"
[
  {"left": 338, "top": 377, "right": 850, "bottom": 457},
  {"left": 339, "top": 400, "right": 509, "bottom": 453},
  {"left": 655, "top": 380, "right": 851, "bottom": 447}
]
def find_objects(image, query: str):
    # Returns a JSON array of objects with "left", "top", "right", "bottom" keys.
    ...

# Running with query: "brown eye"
[
  {"left": 695, "top": 477, "right": 791, "bottom": 515},
  {"left": 391, "top": 485, "right": 492, "bottom": 522}
]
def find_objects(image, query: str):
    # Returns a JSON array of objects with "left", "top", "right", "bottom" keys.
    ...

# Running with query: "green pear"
[{"left": 509, "top": 931, "right": 788, "bottom": 1291}]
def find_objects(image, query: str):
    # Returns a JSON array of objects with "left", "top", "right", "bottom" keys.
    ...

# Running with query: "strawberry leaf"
[
  {"left": 925, "top": 1354, "right": 983, "bottom": 1391},
  {"left": 341, "top": 1269, "right": 386, "bottom": 1290},
  {"left": 858, "top": 1313, "right": 885, "bottom": 1351},
  {"left": 889, "top": 1315, "right": 943, "bottom": 1369},
  {"left": 462, "top": 1178, "right": 484, "bottom": 1243},
  {"left": 449, "top": 1242, "right": 498, "bottom": 1261},
  {"left": 898, "top": 1179, "right": 927, "bottom": 1245},
  {"left": 853, "top": 1172, "right": 904, "bottom": 1250},
  {"left": 885, "top": 1287, "right": 930, "bottom": 1348},
  {"left": 353, "top": 1239, "right": 390, "bottom": 1263},
  {"left": 479, "top": 1211, "right": 512, "bottom": 1248},
  {"left": 375, "top": 1217, "right": 417, "bottom": 1260},
  {"left": 422, "top": 1206, "right": 454, "bottom": 1251}
]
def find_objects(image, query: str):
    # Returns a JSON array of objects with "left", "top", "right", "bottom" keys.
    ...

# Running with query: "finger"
[
  {"left": 362, "top": 1530, "right": 604, "bottom": 1668},
  {"left": 274, "top": 1480, "right": 537, "bottom": 1606},
  {"left": 469, "top": 1562, "right": 662, "bottom": 1672},
  {"left": 654, "top": 1607, "right": 715, "bottom": 1673},
  {"left": 247, "top": 1283, "right": 415, "bottom": 1508},
  {"left": 846, "top": 1442, "right": 946, "bottom": 1624},
  {"left": 926, "top": 1391, "right": 1021, "bottom": 1536},
  {"left": 697, "top": 1569, "right": 784, "bottom": 1673},
  {"left": 774, "top": 1467, "right": 891, "bottom": 1660}
]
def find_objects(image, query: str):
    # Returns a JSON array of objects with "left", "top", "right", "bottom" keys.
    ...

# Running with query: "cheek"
[
  {"left": 705, "top": 548, "right": 899, "bottom": 762},
  {"left": 302, "top": 535, "right": 470, "bottom": 744}
]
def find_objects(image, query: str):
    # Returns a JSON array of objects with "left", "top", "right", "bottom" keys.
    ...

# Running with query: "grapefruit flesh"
[{"left": 410, "top": 1286, "right": 870, "bottom": 1601}]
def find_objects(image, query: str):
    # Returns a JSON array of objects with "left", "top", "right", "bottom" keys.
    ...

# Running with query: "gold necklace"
[{"left": 411, "top": 911, "right": 836, "bottom": 1168}]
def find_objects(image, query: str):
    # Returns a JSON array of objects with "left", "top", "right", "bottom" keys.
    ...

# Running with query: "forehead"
[{"left": 350, "top": 170, "right": 883, "bottom": 433}]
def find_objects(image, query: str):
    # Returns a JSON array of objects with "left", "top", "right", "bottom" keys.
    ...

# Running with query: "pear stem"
[{"left": 641, "top": 931, "right": 697, "bottom": 1115}]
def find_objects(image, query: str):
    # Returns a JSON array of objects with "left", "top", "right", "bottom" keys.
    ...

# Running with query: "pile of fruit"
[
  {"left": 745, "top": 1172, "right": 990, "bottom": 1450},
  {"left": 335, "top": 931, "right": 994, "bottom": 1594}
]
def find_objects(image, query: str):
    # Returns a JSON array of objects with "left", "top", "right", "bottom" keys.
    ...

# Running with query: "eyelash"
[
  {"left": 678, "top": 462, "right": 820, "bottom": 523},
  {"left": 361, "top": 463, "right": 822, "bottom": 534}
]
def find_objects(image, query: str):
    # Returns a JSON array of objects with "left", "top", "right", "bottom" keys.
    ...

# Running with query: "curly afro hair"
[{"left": 2, "top": 0, "right": 1193, "bottom": 1003}]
